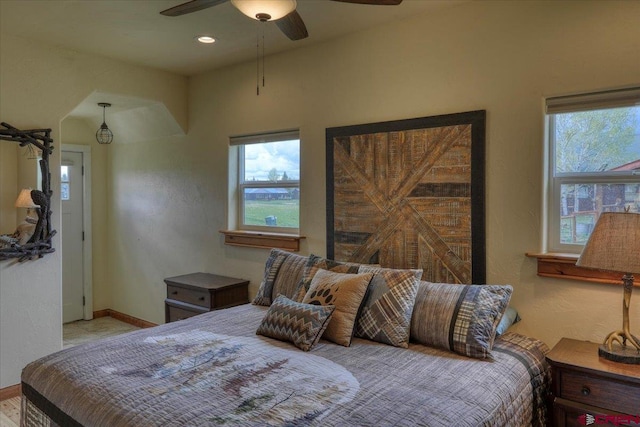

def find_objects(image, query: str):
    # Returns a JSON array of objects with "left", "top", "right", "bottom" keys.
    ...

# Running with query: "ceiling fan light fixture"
[{"left": 230, "top": 0, "right": 296, "bottom": 21}]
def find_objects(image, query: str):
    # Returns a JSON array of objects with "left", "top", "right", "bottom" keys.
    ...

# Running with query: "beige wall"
[
  {"left": 0, "top": 32, "right": 187, "bottom": 388},
  {"left": 108, "top": 0, "right": 640, "bottom": 346},
  {"left": 1, "top": 0, "right": 639, "bottom": 388}
]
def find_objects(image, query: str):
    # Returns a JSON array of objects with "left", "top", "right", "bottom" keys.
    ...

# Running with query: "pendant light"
[{"left": 96, "top": 102, "right": 113, "bottom": 144}]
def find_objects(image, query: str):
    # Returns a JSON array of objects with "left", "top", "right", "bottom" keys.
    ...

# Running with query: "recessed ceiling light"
[{"left": 196, "top": 36, "right": 216, "bottom": 44}]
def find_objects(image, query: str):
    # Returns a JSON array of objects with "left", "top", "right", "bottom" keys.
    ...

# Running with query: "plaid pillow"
[
  {"left": 252, "top": 248, "right": 290, "bottom": 306},
  {"left": 410, "top": 282, "right": 512, "bottom": 359},
  {"left": 355, "top": 266, "right": 422, "bottom": 348},
  {"left": 256, "top": 295, "right": 335, "bottom": 351}
]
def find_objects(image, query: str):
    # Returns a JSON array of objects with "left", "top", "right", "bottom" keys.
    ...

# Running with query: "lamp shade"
[
  {"left": 15, "top": 189, "right": 38, "bottom": 208},
  {"left": 231, "top": 0, "right": 296, "bottom": 21},
  {"left": 576, "top": 212, "right": 640, "bottom": 275}
]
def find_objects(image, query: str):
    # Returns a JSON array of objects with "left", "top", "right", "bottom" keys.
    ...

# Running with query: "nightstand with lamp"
[{"left": 546, "top": 211, "right": 640, "bottom": 426}]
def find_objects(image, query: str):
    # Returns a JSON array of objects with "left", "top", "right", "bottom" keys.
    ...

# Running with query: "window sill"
[
  {"left": 220, "top": 230, "right": 305, "bottom": 252},
  {"left": 525, "top": 252, "right": 635, "bottom": 286}
]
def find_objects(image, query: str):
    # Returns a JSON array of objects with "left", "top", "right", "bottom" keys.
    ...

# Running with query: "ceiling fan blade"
[
  {"left": 275, "top": 11, "right": 309, "bottom": 41},
  {"left": 331, "top": 0, "right": 402, "bottom": 5},
  {"left": 160, "top": 0, "right": 228, "bottom": 17}
]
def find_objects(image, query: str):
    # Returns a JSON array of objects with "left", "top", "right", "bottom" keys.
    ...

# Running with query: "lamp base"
[{"left": 599, "top": 344, "right": 640, "bottom": 364}]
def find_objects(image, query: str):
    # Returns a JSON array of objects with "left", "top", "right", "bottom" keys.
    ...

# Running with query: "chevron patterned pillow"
[{"left": 256, "top": 295, "right": 336, "bottom": 351}]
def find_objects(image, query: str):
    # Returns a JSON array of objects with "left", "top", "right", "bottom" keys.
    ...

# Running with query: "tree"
[
  {"left": 268, "top": 168, "right": 279, "bottom": 182},
  {"left": 280, "top": 171, "right": 289, "bottom": 181},
  {"left": 555, "top": 108, "right": 636, "bottom": 173}
]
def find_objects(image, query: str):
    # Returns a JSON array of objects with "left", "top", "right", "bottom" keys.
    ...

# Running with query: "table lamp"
[
  {"left": 15, "top": 188, "right": 38, "bottom": 215},
  {"left": 576, "top": 211, "right": 640, "bottom": 364}
]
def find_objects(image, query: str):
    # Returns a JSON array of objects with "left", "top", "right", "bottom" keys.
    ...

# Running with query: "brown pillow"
[{"left": 302, "top": 269, "right": 373, "bottom": 347}]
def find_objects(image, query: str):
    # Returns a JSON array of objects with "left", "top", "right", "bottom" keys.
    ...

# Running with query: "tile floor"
[
  {"left": 63, "top": 316, "right": 140, "bottom": 348},
  {"left": 0, "top": 317, "right": 140, "bottom": 426}
]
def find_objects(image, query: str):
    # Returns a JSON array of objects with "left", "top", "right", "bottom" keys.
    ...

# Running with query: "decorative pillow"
[
  {"left": 410, "top": 281, "right": 513, "bottom": 359},
  {"left": 302, "top": 269, "right": 374, "bottom": 347},
  {"left": 355, "top": 266, "right": 422, "bottom": 348},
  {"left": 271, "top": 251, "right": 309, "bottom": 301},
  {"left": 252, "top": 248, "right": 292, "bottom": 306},
  {"left": 256, "top": 295, "right": 335, "bottom": 351},
  {"left": 292, "top": 254, "right": 366, "bottom": 302},
  {"left": 496, "top": 306, "right": 521, "bottom": 336}
]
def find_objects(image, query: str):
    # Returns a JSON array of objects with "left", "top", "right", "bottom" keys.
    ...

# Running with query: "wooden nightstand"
[
  {"left": 546, "top": 338, "right": 640, "bottom": 427},
  {"left": 164, "top": 273, "right": 249, "bottom": 323}
]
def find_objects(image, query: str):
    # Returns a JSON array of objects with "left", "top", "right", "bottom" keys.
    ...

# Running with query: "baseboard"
[
  {"left": 93, "top": 309, "right": 110, "bottom": 319},
  {"left": 92, "top": 309, "right": 157, "bottom": 329},
  {"left": 0, "top": 383, "right": 21, "bottom": 400},
  {"left": 0, "top": 312, "right": 155, "bottom": 403}
]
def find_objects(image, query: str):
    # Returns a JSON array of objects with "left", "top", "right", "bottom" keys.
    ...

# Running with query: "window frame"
[
  {"left": 231, "top": 130, "right": 300, "bottom": 234},
  {"left": 545, "top": 88, "right": 640, "bottom": 253}
]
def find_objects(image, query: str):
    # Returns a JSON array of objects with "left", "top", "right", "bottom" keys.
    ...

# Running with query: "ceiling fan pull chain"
[{"left": 256, "top": 31, "right": 260, "bottom": 96}]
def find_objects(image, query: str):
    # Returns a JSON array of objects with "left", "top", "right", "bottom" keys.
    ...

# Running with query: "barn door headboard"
[{"left": 326, "top": 110, "right": 486, "bottom": 284}]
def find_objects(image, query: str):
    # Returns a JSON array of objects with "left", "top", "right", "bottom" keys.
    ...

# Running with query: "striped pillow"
[
  {"left": 252, "top": 248, "right": 290, "bottom": 306},
  {"left": 256, "top": 295, "right": 335, "bottom": 351},
  {"left": 252, "top": 249, "right": 309, "bottom": 306},
  {"left": 410, "top": 282, "right": 512, "bottom": 359}
]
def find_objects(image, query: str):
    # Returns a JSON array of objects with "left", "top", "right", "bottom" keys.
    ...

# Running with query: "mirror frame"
[{"left": 0, "top": 122, "right": 56, "bottom": 261}]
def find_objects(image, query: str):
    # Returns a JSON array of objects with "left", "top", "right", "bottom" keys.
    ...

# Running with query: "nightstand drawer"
[
  {"left": 560, "top": 370, "right": 640, "bottom": 415},
  {"left": 166, "top": 284, "right": 211, "bottom": 308},
  {"left": 165, "top": 300, "right": 208, "bottom": 322}
]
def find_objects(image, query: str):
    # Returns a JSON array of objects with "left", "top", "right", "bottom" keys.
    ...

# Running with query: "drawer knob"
[
  {"left": 581, "top": 386, "right": 590, "bottom": 396},
  {"left": 171, "top": 291, "right": 178, "bottom": 295},
  {"left": 199, "top": 296, "right": 205, "bottom": 301}
]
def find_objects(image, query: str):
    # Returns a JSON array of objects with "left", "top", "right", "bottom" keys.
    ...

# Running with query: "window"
[
  {"left": 546, "top": 88, "right": 640, "bottom": 253},
  {"left": 231, "top": 130, "right": 300, "bottom": 233},
  {"left": 60, "top": 165, "right": 70, "bottom": 200}
]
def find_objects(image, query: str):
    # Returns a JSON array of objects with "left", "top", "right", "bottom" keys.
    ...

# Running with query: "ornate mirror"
[{"left": 0, "top": 122, "right": 55, "bottom": 261}]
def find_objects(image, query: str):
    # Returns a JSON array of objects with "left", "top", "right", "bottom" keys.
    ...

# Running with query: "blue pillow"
[{"left": 496, "top": 306, "right": 521, "bottom": 336}]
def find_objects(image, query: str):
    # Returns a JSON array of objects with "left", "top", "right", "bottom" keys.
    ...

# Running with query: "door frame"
[{"left": 61, "top": 144, "right": 93, "bottom": 320}]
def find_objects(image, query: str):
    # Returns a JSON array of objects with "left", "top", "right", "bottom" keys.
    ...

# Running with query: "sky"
[{"left": 244, "top": 139, "right": 300, "bottom": 181}]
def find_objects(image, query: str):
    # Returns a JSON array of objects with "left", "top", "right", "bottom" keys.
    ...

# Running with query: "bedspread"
[{"left": 22, "top": 304, "right": 550, "bottom": 427}]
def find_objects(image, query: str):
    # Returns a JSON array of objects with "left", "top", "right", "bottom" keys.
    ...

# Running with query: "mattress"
[{"left": 21, "top": 304, "right": 550, "bottom": 426}]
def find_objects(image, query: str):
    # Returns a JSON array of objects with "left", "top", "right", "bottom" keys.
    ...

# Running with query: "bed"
[{"left": 21, "top": 251, "right": 550, "bottom": 426}]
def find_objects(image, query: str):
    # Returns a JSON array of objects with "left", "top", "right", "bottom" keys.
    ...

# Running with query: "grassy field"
[{"left": 244, "top": 199, "right": 299, "bottom": 228}]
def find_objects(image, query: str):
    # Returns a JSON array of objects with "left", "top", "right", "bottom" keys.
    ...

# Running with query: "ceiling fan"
[{"left": 160, "top": 0, "right": 403, "bottom": 41}]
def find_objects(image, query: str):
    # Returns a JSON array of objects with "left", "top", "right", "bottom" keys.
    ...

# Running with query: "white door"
[{"left": 62, "top": 151, "right": 84, "bottom": 323}]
